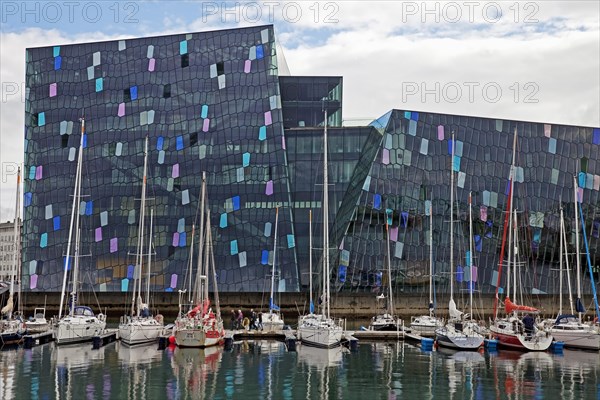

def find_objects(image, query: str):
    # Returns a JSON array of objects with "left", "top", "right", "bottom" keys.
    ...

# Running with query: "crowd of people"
[{"left": 230, "top": 309, "right": 263, "bottom": 330}]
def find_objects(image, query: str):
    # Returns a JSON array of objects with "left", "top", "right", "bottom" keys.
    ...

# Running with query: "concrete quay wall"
[{"left": 18, "top": 292, "right": 578, "bottom": 322}]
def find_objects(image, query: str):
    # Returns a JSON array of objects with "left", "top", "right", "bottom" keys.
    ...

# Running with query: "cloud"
[{"left": 1, "top": 2, "right": 599, "bottom": 220}]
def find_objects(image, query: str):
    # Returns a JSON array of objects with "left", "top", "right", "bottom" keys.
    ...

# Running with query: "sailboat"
[
  {"left": 54, "top": 117, "right": 107, "bottom": 345},
  {"left": 546, "top": 175, "right": 600, "bottom": 350},
  {"left": 297, "top": 101, "right": 343, "bottom": 348},
  {"left": 118, "top": 137, "right": 164, "bottom": 346},
  {"left": 435, "top": 134, "right": 484, "bottom": 350},
  {"left": 369, "top": 211, "right": 401, "bottom": 331},
  {"left": 0, "top": 167, "right": 26, "bottom": 346},
  {"left": 489, "top": 128, "right": 553, "bottom": 351},
  {"left": 173, "top": 172, "right": 225, "bottom": 348},
  {"left": 409, "top": 198, "right": 443, "bottom": 336},
  {"left": 262, "top": 207, "right": 284, "bottom": 333}
]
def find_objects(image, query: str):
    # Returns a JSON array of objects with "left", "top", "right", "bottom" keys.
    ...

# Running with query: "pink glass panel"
[
  {"left": 264, "top": 111, "right": 272, "bottom": 126},
  {"left": 172, "top": 232, "right": 179, "bottom": 247},
  {"left": 202, "top": 118, "right": 210, "bottom": 132},
  {"left": 118, "top": 103, "right": 125, "bottom": 117},
  {"left": 30, "top": 274, "right": 38, "bottom": 289},
  {"left": 95, "top": 227, "right": 102, "bottom": 242},
  {"left": 382, "top": 148, "right": 390, "bottom": 165},
  {"left": 244, "top": 60, "right": 251, "bottom": 73},
  {"left": 49, "top": 83, "right": 57, "bottom": 97},
  {"left": 110, "top": 238, "right": 118, "bottom": 253},
  {"left": 35, "top": 165, "right": 43, "bottom": 180},
  {"left": 472, "top": 266, "right": 478, "bottom": 282},
  {"left": 148, "top": 58, "right": 155, "bottom": 72},
  {"left": 437, "top": 125, "right": 444, "bottom": 140},
  {"left": 265, "top": 180, "right": 273, "bottom": 195},
  {"left": 390, "top": 226, "right": 398, "bottom": 242},
  {"left": 170, "top": 274, "right": 178, "bottom": 288},
  {"left": 480, "top": 206, "right": 488, "bottom": 221},
  {"left": 172, "top": 163, "right": 179, "bottom": 178}
]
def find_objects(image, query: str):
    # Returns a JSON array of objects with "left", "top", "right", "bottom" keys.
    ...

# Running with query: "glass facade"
[
  {"left": 336, "top": 110, "right": 600, "bottom": 297},
  {"left": 22, "top": 25, "right": 600, "bottom": 296},
  {"left": 23, "top": 25, "right": 299, "bottom": 293}
]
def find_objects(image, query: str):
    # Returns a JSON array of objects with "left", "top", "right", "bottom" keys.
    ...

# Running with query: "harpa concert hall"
[{"left": 23, "top": 25, "right": 600, "bottom": 297}]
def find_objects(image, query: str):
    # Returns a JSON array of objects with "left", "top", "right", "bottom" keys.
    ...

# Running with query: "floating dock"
[
  {"left": 23, "top": 331, "right": 54, "bottom": 348},
  {"left": 92, "top": 329, "right": 118, "bottom": 349}
]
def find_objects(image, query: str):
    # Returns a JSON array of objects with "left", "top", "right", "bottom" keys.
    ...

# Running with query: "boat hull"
[
  {"left": 550, "top": 329, "right": 600, "bottom": 350},
  {"left": 174, "top": 328, "right": 224, "bottom": 348},
  {"left": 297, "top": 315, "right": 343, "bottom": 348},
  {"left": 410, "top": 315, "right": 443, "bottom": 336},
  {"left": 436, "top": 329, "right": 483, "bottom": 350},
  {"left": 54, "top": 317, "right": 107, "bottom": 345},
  {"left": 119, "top": 317, "right": 164, "bottom": 346},
  {"left": 490, "top": 326, "right": 553, "bottom": 351}
]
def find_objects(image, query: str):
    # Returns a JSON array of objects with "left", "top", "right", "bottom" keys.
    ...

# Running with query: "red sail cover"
[{"left": 505, "top": 297, "right": 539, "bottom": 314}]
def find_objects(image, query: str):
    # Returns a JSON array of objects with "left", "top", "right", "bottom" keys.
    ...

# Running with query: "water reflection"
[{"left": 1, "top": 341, "right": 600, "bottom": 399}]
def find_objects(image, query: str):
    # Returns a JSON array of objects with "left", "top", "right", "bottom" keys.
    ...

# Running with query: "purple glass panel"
[
  {"left": 95, "top": 227, "right": 102, "bottom": 242},
  {"left": 30, "top": 274, "right": 38, "bottom": 289},
  {"left": 480, "top": 206, "right": 488, "bottom": 221},
  {"left": 264, "top": 111, "right": 272, "bottom": 126},
  {"left": 35, "top": 165, "right": 43, "bottom": 180},
  {"left": 202, "top": 118, "right": 210, "bottom": 132},
  {"left": 390, "top": 226, "right": 398, "bottom": 242},
  {"left": 148, "top": 58, "right": 155, "bottom": 72},
  {"left": 172, "top": 163, "right": 179, "bottom": 178},
  {"left": 172, "top": 232, "right": 179, "bottom": 247},
  {"left": 244, "top": 59, "right": 251, "bottom": 73},
  {"left": 170, "top": 274, "right": 178, "bottom": 288},
  {"left": 472, "top": 266, "right": 478, "bottom": 282},
  {"left": 49, "top": 83, "right": 57, "bottom": 97},
  {"left": 110, "top": 238, "right": 118, "bottom": 253},
  {"left": 265, "top": 180, "right": 273, "bottom": 196},
  {"left": 118, "top": 103, "right": 125, "bottom": 117},
  {"left": 382, "top": 148, "right": 390, "bottom": 165},
  {"left": 437, "top": 125, "right": 444, "bottom": 140}
]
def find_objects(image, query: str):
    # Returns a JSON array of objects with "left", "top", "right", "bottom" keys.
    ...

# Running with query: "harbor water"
[{"left": 2, "top": 339, "right": 600, "bottom": 399}]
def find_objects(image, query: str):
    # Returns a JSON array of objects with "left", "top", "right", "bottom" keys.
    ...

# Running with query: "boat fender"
[{"left": 155, "top": 314, "right": 164, "bottom": 324}]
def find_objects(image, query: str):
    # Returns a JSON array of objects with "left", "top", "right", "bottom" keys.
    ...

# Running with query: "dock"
[
  {"left": 349, "top": 329, "right": 405, "bottom": 341},
  {"left": 92, "top": 329, "right": 118, "bottom": 349},
  {"left": 23, "top": 331, "right": 54, "bottom": 348}
]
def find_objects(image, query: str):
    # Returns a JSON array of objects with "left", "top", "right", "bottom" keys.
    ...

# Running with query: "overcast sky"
[{"left": 1, "top": 1, "right": 599, "bottom": 221}]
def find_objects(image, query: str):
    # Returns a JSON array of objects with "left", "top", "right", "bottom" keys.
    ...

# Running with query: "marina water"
[{"left": 2, "top": 340, "right": 600, "bottom": 399}]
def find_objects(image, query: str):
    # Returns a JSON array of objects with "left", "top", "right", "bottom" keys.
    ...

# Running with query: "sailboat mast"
[
  {"left": 309, "top": 210, "right": 313, "bottom": 313},
  {"left": 573, "top": 175, "right": 583, "bottom": 322},
  {"left": 146, "top": 208, "right": 153, "bottom": 306},
  {"left": 493, "top": 127, "right": 518, "bottom": 317},
  {"left": 385, "top": 215, "right": 394, "bottom": 315},
  {"left": 70, "top": 118, "right": 85, "bottom": 317},
  {"left": 59, "top": 117, "right": 85, "bottom": 319},
  {"left": 429, "top": 197, "right": 433, "bottom": 316},
  {"left": 195, "top": 172, "right": 207, "bottom": 306},
  {"left": 323, "top": 105, "right": 330, "bottom": 319},
  {"left": 559, "top": 204, "right": 564, "bottom": 316},
  {"left": 132, "top": 136, "right": 148, "bottom": 317},
  {"left": 468, "top": 192, "right": 474, "bottom": 321},
  {"left": 270, "top": 207, "right": 279, "bottom": 314},
  {"left": 450, "top": 133, "right": 455, "bottom": 301},
  {"left": 202, "top": 205, "right": 211, "bottom": 305},
  {"left": 6, "top": 168, "right": 21, "bottom": 319}
]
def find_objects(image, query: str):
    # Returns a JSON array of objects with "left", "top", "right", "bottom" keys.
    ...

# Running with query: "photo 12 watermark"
[
  {"left": 400, "top": 1, "right": 539, "bottom": 24},
  {"left": 1, "top": 163, "right": 23, "bottom": 184},
  {"left": 1, "top": 1, "right": 140, "bottom": 24},
  {"left": 199, "top": 1, "right": 340, "bottom": 24},
  {"left": 401, "top": 81, "right": 540, "bottom": 104}
]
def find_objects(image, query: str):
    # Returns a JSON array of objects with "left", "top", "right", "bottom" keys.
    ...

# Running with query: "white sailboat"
[
  {"left": 489, "top": 128, "right": 553, "bottom": 351},
  {"left": 369, "top": 213, "right": 402, "bottom": 331},
  {"left": 54, "top": 117, "right": 106, "bottom": 345},
  {"left": 297, "top": 101, "right": 343, "bottom": 349},
  {"left": 173, "top": 172, "right": 224, "bottom": 348},
  {"left": 409, "top": 198, "right": 443, "bottom": 336},
  {"left": 0, "top": 167, "right": 26, "bottom": 345},
  {"left": 119, "top": 137, "right": 164, "bottom": 346},
  {"left": 435, "top": 134, "right": 484, "bottom": 350},
  {"left": 262, "top": 207, "right": 285, "bottom": 333},
  {"left": 25, "top": 306, "right": 50, "bottom": 334},
  {"left": 547, "top": 175, "right": 600, "bottom": 350}
]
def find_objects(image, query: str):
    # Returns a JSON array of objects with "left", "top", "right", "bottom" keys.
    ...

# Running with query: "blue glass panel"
[
  {"left": 466, "top": 250, "right": 471, "bottom": 267},
  {"left": 261, "top": 250, "right": 269, "bottom": 265},
  {"left": 411, "top": 111, "right": 419, "bottom": 121},
  {"left": 95, "top": 78, "right": 103, "bottom": 92},
  {"left": 373, "top": 194, "right": 381, "bottom": 210},
  {"left": 456, "top": 265, "right": 463, "bottom": 282},
  {"left": 453, "top": 155, "right": 461, "bottom": 172},
  {"left": 578, "top": 172, "right": 586, "bottom": 188},
  {"left": 29, "top": 166, "right": 36, "bottom": 180},
  {"left": 338, "top": 266, "right": 347, "bottom": 283},
  {"left": 256, "top": 44, "right": 264, "bottom": 59},
  {"left": 485, "top": 221, "right": 493, "bottom": 238},
  {"left": 201, "top": 104, "right": 209, "bottom": 119},
  {"left": 85, "top": 201, "right": 93, "bottom": 215},
  {"left": 130, "top": 86, "right": 138, "bottom": 100},
  {"left": 408, "top": 119, "right": 417, "bottom": 136},
  {"left": 448, "top": 139, "right": 454, "bottom": 155},
  {"left": 83, "top": 134, "right": 87, "bottom": 148},
  {"left": 474, "top": 235, "right": 482, "bottom": 251},
  {"left": 157, "top": 136, "right": 164, "bottom": 150},
  {"left": 127, "top": 264, "right": 135, "bottom": 279},
  {"left": 548, "top": 137, "right": 557, "bottom": 154},
  {"left": 404, "top": 111, "right": 411, "bottom": 119},
  {"left": 54, "top": 56, "right": 62, "bottom": 70},
  {"left": 242, "top": 152, "right": 250, "bottom": 167},
  {"left": 230, "top": 240, "right": 238, "bottom": 255},
  {"left": 258, "top": 126, "right": 267, "bottom": 141},
  {"left": 176, "top": 136, "right": 184, "bottom": 150},
  {"left": 38, "top": 112, "right": 45, "bottom": 126},
  {"left": 165, "top": 287, "right": 173, "bottom": 292},
  {"left": 53, "top": 46, "right": 60, "bottom": 57},
  {"left": 593, "top": 128, "right": 600, "bottom": 145},
  {"left": 219, "top": 213, "right": 227, "bottom": 228},
  {"left": 121, "top": 279, "right": 129, "bottom": 292},
  {"left": 401, "top": 212, "right": 409, "bottom": 227},
  {"left": 179, "top": 40, "right": 188, "bottom": 55},
  {"left": 232, "top": 196, "right": 240, "bottom": 211},
  {"left": 179, "top": 232, "right": 187, "bottom": 247},
  {"left": 24, "top": 192, "right": 32, "bottom": 207},
  {"left": 375, "top": 271, "right": 382, "bottom": 286},
  {"left": 386, "top": 208, "right": 393, "bottom": 225},
  {"left": 53, "top": 216, "right": 60, "bottom": 231},
  {"left": 287, "top": 234, "right": 295, "bottom": 248},
  {"left": 40, "top": 233, "right": 47, "bottom": 248}
]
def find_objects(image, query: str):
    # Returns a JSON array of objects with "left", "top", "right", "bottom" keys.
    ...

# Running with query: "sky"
[{"left": 1, "top": 1, "right": 599, "bottom": 221}]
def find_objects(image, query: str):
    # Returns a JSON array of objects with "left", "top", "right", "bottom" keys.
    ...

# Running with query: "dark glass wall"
[
  {"left": 279, "top": 76, "right": 342, "bottom": 128},
  {"left": 23, "top": 25, "right": 299, "bottom": 293}
]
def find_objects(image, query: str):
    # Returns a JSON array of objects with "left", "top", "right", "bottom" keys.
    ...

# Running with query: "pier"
[
  {"left": 92, "top": 329, "right": 119, "bottom": 349},
  {"left": 23, "top": 331, "right": 54, "bottom": 349}
]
